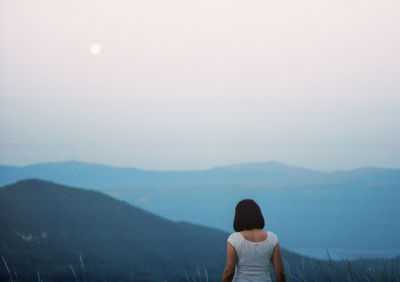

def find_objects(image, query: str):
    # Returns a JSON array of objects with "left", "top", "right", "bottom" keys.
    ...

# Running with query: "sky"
[{"left": 0, "top": 0, "right": 399, "bottom": 171}]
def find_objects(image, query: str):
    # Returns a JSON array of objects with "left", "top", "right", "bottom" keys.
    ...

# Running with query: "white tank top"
[{"left": 227, "top": 231, "right": 279, "bottom": 282}]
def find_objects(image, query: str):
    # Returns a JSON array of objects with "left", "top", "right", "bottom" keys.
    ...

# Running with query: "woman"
[{"left": 222, "top": 199, "right": 286, "bottom": 282}]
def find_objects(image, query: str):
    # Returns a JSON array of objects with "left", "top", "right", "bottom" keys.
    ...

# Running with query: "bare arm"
[
  {"left": 221, "top": 242, "right": 237, "bottom": 282},
  {"left": 271, "top": 243, "right": 286, "bottom": 282}
]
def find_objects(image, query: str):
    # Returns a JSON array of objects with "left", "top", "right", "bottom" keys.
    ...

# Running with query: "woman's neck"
[{"left": 240, "top": 229, "right": 267, "bottom": 242}]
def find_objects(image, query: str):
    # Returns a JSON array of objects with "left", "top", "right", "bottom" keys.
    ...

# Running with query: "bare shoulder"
[
  {"left": 227, "top": 232, "right": 242, "bottom": 248},
  {"left": 227, "top": 232, "right": 241, "bottom": 241},
  {"left": 267, "top": 231, "right": 279, "bottom": 242}
]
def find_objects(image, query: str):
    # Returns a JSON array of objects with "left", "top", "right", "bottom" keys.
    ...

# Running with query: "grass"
[
  {"left": 281, "top": 252, "right": 400, "bottom": 282},
  {"left": 1, "top": 253, "right": 400, "bottom": 281}
]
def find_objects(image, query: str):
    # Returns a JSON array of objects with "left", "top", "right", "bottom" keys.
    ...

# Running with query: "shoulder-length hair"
[{"left": 233, "top": 199, "right": 265, "bottom": 232}]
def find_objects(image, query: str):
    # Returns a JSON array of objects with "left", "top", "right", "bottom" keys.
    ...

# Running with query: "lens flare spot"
[{"left": 90, "top": 43, "right": 102, "bottom": 55}]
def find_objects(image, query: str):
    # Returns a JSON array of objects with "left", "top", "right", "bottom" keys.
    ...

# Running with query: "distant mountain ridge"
[
  {"left": 214, "top": 160, "right": 321, "bottom": 172},
  {"left": 2, "top": 160, "right": 399, "bottom": 188},
  {"left": 1, "top": 161, "right": 399, "bottom": 260}
]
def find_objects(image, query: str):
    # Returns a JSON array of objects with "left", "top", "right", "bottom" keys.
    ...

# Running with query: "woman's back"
[
  {"left": 227, "top": 230, "right": 279, "bottom": 282},
  {"left": 221, "top": 199, "right": 285, "bottom": 282}
]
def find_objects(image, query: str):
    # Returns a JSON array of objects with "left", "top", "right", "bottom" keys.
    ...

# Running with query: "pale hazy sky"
[{"left": 1, "top": 0, "right": 399, "bottom": 171}]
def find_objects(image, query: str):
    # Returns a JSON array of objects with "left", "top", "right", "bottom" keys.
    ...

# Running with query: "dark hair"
[{"left": 233, "top": 199, "right": 265, "bottom": 232}]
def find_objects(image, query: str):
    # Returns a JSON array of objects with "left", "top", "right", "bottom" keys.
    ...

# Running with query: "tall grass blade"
[
  {"left": 309, "top": 257, "right": 316, "bottom": 281},
  {"left": 69, "top": 264, "right": 78, "bottom": 282},
  {"left": 184, "top": 270, "right": 190, "bottom": 282},
  {"left": 196, "top": 266, "right": 201, "bottom": 281},
  {"left": 318, "top": 261, "right": 331, "bottom": 282},
  {"left": 381, "top": 258, "right": 387, "bottom": 282},
  {"left": 344, "top": 259, "right": 354, "bottom": 282},
  {"left": 1, "top": 256, "right": 13, "bottom": 282},
  {"left": 283, "top": 257, "right": 294, "bottom": 281},
  {"left": 79, "top": 253, "right": 87, "bottom": 282},
  {"left": 204, "top": 267, "right": 208, "bottom": 282}
]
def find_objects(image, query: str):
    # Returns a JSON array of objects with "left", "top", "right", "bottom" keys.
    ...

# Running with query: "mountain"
[
  {"left": 1, "top": 161, "right": 400, "bottom": 260},
  {"left": 2, "top": 160, "right": 399, "bottom": 188},
  {"left": 0, "top": 179, "right": 228, "bottom": 281},
  {"left": 0, "top": 160, "right": 333, "bottom": 187},
  {"left": 0, "top": 179, "right": 335, "bottom": 281}
]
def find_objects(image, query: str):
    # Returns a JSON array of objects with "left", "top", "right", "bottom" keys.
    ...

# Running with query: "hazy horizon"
[
  {"left": 1, "top": 0, "right": 399, "bottom": 171},
  {"left": 1, "top": 158, "right": 399, "bottom": 173}
]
